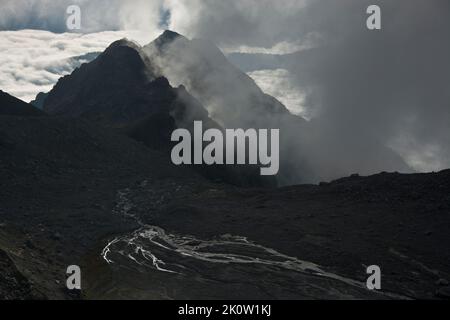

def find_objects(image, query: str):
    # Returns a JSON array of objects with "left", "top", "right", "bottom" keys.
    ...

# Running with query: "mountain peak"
[
  {"left": 151, "top": 30, "right": 187, "bottom": 49},
  {"left": 160, "top": 30, "right": 183, "bottom": 41},
  {"left": 106, "top": 38, "right": 141, "bottom": 51},
  {"left": 43, "top": 38, "right": 155, "bottom": 118},
  {"left": 102, "top": 38, "right": 143, "bottom": 59}
]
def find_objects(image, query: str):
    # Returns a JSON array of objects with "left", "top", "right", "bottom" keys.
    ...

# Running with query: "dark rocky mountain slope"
[
  {"left": 0, "top": 112, "right": 448, "bottom": 299},
  {"left": 0, "top": 90, "right": 46, "bottom": 117},
  {"left": 0, "top": 111, "right": 211, "bottom": 299}
]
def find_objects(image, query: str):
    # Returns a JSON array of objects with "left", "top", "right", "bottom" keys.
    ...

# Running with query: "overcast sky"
[{"left": 0, "top": 0, "right": 449, "bottom": 172}]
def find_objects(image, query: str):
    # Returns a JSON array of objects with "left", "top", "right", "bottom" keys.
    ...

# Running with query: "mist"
[
  {"left": 141, "top": 31, "right": 411, "bottom": 185},
  {"left": 210, "top": 0, "right": 450, "bottom": 173},
  {"left": 158, "top": 0, "right": 450, "bottom": 177},
  {"left": 279, "top": 0, "right": 450, "bottom": 173}
]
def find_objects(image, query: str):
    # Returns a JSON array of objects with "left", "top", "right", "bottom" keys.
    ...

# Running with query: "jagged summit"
[
  {"left": 153, "top": 30, "right": 185, "bottom": 47},
  {"left": 145, "top": 30, "right": 191, "bottom": 58},
  {"left": 161, "top": 30, "right": 183, "bottom": 40},
  {"left": 105, "top": 38, "right": 141, "bottom": 51},
  {"left": 143, "top": 31, "right": 291, "bottom": 124},
  {"left": 43, "top": 38, "right": 157, "bottom": 119},
  {"left": 42, "top": 34, "right": 217, "bottom": 137},
  {"left": 100, "top": 38, "right": 148, "bottom": 69}
]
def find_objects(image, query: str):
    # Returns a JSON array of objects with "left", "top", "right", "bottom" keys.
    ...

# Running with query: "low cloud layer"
[{"left": 0, "top": 29, "right": 159, "bottom": 102}]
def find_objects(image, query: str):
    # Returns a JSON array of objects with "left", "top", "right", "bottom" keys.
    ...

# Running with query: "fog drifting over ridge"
[{"left": 0, "top": 0, "right": 449, "bottom": 174}]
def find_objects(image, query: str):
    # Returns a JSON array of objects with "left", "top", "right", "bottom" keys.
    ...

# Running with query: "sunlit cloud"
[{"left": 0, "top": 29, "right": 160, "bottom": 102}]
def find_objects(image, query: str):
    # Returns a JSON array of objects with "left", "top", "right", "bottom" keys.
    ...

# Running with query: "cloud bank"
[{"left": 0, "top": 29, "right": 159, "bottom": 102}]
